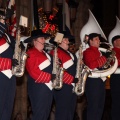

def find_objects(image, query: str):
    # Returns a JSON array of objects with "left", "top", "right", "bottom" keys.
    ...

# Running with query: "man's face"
[
  {"left": 113, "top": 38, "right": 120, "bottom": 48},
  {"left": 90, "top": 36, "right": 100, "bottom": 48}
]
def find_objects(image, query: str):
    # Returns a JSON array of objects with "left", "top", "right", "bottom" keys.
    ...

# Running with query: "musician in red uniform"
[
  {"left": 109, "top": 35, "right": 120, "bottom": 120},
  {"left": 24, "top": 29, "right": 53, "bottom": 120},
  {"left": 0, "top": 9, "right": 20, "bottom": 119},
  {"left": 83, "top": 33, "right": 112, "bottom": 120},
  {"left": 49, "top": 29, "right": 77, "bottom": 120}
]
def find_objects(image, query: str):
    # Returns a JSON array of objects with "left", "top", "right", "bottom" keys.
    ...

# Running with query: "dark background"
[{"left": 91, "top": 0, "right": 119, "bottom": 37}]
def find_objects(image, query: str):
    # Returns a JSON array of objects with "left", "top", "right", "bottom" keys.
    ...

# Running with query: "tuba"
[
  {"left": 80, "top": 9, "right": 118, "bottom": 78},
  {"left": 108, "top": 16, "right": 120, "bottom": 46},
  {"left": 12, "top": 28, "right": 28, "bottom": 77},
  {"left": 74, "top": 45, "right": 90, "bottom": 96},
  {"left": 107, "top": 16, "right": 120, "bottom": 74}
]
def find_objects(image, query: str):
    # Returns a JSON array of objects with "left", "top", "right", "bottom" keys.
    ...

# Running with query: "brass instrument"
[
  {"left": 52, "top": 46, "right": 64, "bottom": 90},
  {"left": 74, "top": 42, "right": 116, "bottom": 96},
  {"left": 88, "top": 42, "right": 118, "bottom": 78},
  {"left": 74, "top": 45, "right": 90, "bottom": 96},
  {"left": 74, "top": 66, "right": 90, "bottom": 96},
  {"left": 12, "top": 28, "right": 28, "bottom": 77},
  {"left": 103, "top": 50, "right": 116, "bottom": 69},
  {"left": 79, "top": 9, "right": 118, "bottom": 78},
  {"left": 100, "top": 42, "right": 116, "bottom": 69}
]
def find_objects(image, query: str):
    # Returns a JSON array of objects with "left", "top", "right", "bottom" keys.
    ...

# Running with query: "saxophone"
[
  {"left": 12, "top": 28, "right": 28, "bottom": 77},
  {"left": 74, "top": 45, "right": 90, "bottom": 96},
  {"left": 52, "top": 46, "right": 64, "bottom": 90}
]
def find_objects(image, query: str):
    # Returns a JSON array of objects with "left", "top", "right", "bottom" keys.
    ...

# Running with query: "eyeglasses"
[{"left": 36, "top": 40, "right": 44, "bottom": 45}]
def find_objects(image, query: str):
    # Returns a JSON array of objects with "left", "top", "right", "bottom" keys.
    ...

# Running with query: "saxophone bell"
[
  {"left": 52, "top": 67, "right": 64, "bottom": 90},
  {"left": 74, "top": 66, "right": 90, "bottom": 96}
]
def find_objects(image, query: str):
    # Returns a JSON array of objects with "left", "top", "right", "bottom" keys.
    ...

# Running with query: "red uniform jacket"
[
  {"left": 0, "top": 38, "right": 12, "bottom": 71},
  {"left": 83, "top": 46, "right": 107, "bottom": 69},
  {"left": 50, "top": 47, "right": 76, "bottom": 84},
  {"left": 26, "top": 47, "right": 52, "bottom": 83},
  {"left": 113, "top": 47, "right": 120, "bottom": 67}
]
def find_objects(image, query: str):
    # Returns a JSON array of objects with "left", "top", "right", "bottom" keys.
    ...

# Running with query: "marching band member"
[
  {"left": 24, "top": 29, "right": 53, "bottom": 120},
  {"left": 83, "top": 33, "right": 111, "bottom": 120},
  {"left": 0, "top": 8, "right": 20, "bottom": 119},
  {"left": 108, "top": 16, "right": 120, "bottom": 120},
  {"left": 49, "top": 28, "right": 77, "bottom": 120},
  {"left": 80, "top": 10, "right": 113, "bottom": 120}
]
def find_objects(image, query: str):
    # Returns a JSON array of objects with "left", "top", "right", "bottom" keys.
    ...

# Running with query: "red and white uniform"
[
  {"left": 51, "top": 47, "right": 76, "bottom": 85},
  {"left": 0, "top": 23, "right": 16, "bottom": 119},
  {"left": 83, "top": 46, "right": 107, "bottom": 69},
  {"left": 0, "top": 37, "right": 15, "bottom": 78},
  {"left": 26, "top": 47, "right": 52, "bottom": 83},
  {"left": 0, "top": 38, "right": 12, "bottom": 69}
]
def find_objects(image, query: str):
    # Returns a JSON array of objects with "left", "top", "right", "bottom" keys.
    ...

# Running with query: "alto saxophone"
[
  {"left": 52, "top": 46, "right": 64, "bottom": 90},
  {"left": 74, "top": 45, "right": 90, "bottom": 96},
  {"left": 12, "top": 28, "right": 28, "bottom": 77}
]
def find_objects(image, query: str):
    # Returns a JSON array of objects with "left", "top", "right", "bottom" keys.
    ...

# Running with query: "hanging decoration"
[{"left": 38, "top": 7, "right": 59, "bottom": 37}]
